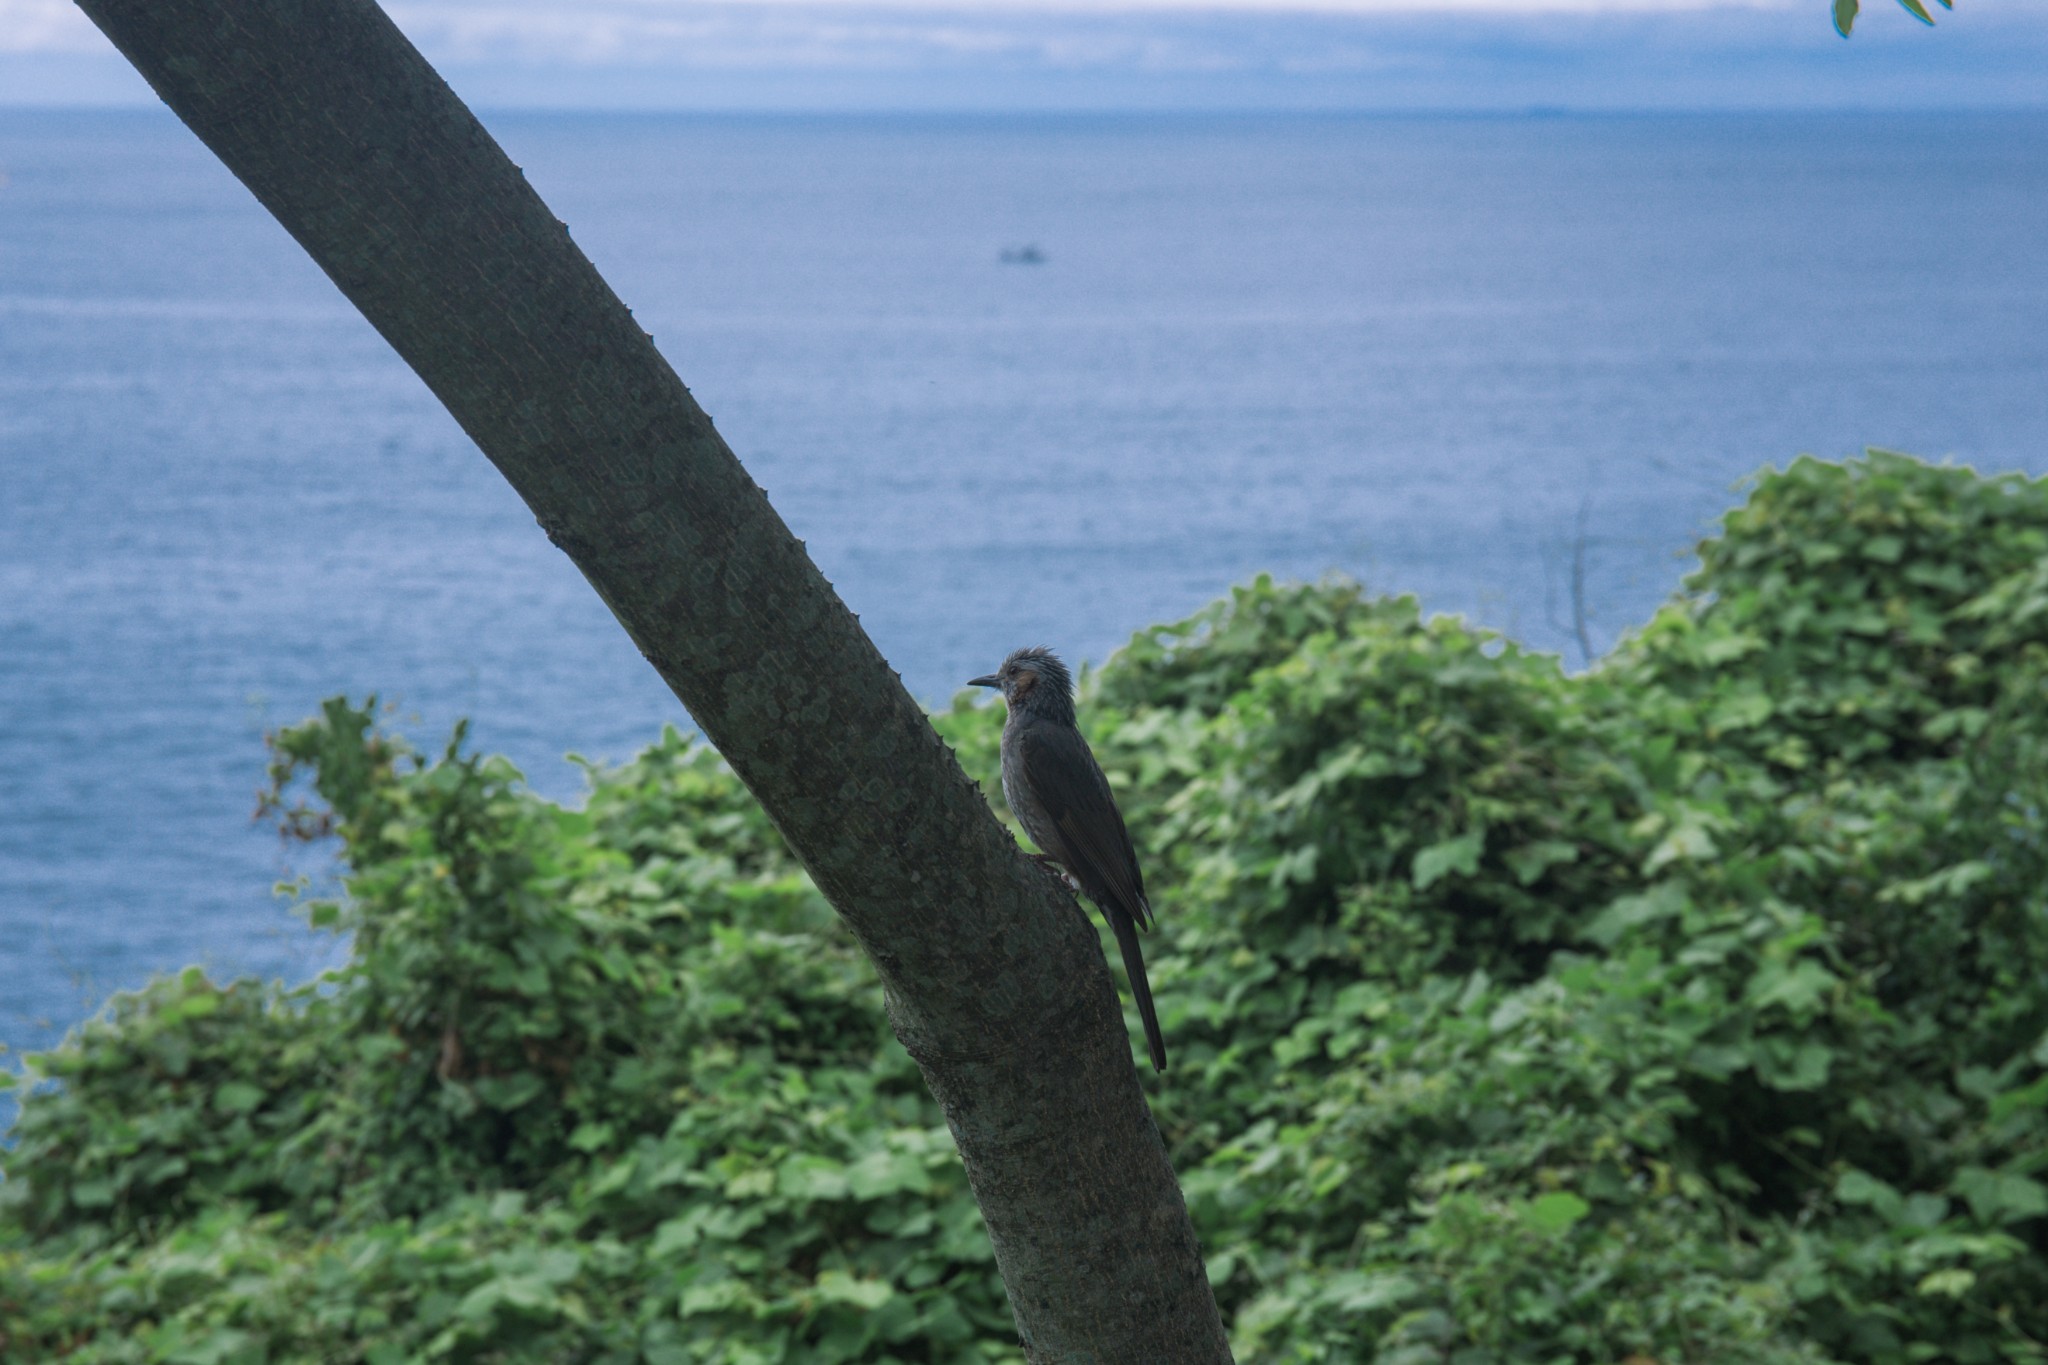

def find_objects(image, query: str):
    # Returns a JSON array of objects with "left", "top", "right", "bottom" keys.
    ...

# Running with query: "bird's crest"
[
  {"left": 1001, "top": 646, "right": 1076, "bottom": 721},
  {"left": 1005, "top": 645, "right": 1071, "bottom": 693}
]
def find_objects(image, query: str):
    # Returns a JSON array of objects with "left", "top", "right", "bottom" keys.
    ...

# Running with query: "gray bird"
[{"left": 969, "top": 646, "right": 1166, "bottom": 1072}]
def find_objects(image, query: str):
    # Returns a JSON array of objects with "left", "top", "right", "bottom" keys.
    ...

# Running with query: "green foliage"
[
  {"left": 4, "top": 720, "right": 1010, "bottom": 1363},
  {"left": 1834, "top": 0, "right": 1955, "bottom": 38},
  {"left": 6, "top": 450, "right": 2047, "bottom": 1363},
  {"left": 0, "top": 973, "right": 342, "bottom": 1247}
]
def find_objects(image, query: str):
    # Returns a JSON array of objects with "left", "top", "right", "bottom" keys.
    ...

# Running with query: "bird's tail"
[{"left": 1110, "top": 906, "right": 1168, "bottom": 1073}]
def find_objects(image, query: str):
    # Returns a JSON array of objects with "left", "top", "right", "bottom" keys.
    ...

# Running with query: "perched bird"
[{"left": 969, "top": 646, "right": 1167, "bottom": 1072}]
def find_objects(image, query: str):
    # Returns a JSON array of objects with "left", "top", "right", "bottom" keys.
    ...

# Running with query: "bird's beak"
[{"left": 968, "top": 674, "right": 1000, "bottom": 689}]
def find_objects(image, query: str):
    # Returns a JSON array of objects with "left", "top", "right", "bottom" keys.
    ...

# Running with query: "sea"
[{"left": 3, "top": 109, "right": 2046, "bottom": 1097}]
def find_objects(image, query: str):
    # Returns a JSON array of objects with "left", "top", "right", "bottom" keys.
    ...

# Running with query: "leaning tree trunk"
[{"left": 71, "top": 0, "right": 1233, "bottom": 1360}]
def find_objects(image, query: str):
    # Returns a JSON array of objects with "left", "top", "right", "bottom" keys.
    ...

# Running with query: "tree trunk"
[{"left": 70, "top": 0, "right": 1234, "bottom": 1359}]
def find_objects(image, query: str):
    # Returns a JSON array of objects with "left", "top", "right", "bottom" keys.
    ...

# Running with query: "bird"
[{"left": 969, "top": 646, "right": 1167, "bottom": 1072}]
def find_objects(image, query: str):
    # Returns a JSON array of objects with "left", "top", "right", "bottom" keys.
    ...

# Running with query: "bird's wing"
[{"left": 1017, "top": 724, "right": 1153, "bottom": 932}]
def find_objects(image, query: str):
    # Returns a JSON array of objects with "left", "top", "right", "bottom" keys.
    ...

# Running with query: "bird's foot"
[{"left": 1028, "top": 853, "right": 1082, "bottom": 895}]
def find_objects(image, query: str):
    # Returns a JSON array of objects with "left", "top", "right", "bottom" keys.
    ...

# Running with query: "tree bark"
[{"left": 71, "top": 0, "right": 1233, "bottom": 1360}]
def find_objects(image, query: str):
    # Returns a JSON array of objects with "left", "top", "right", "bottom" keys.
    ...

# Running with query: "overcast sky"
[{"left": 4, "top": 0, "right": 2043, "bottom": 110}]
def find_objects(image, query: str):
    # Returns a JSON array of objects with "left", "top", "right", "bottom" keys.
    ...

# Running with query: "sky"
[{"left": 1, "top": 0, "right": 2044, "bottom": 111}]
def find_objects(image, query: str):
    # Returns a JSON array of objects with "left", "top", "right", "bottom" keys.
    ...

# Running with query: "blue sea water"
[{"left": 3, "top": 110, "right": 2046, "bottom": 1088}]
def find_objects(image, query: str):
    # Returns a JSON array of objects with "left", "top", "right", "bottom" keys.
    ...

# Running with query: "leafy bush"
[
  {"left": 3, "top": 718, "right": 1010, "bottom": 1363},
  {"left": 5, "top": 450, "right": 2046, "bottom": 1364}
]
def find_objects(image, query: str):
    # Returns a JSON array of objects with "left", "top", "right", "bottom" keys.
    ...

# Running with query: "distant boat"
[{"left": 999, "top": 244, "right": 1046, "bottom": 265}]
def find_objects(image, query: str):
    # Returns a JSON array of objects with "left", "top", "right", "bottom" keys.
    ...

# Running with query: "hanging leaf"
[
  {"left": 1895, "top": 0, "right": 1937, "bottom": 23},
  {"left": 1833, "top": 0, "right": 1859, "bottom": 36}
]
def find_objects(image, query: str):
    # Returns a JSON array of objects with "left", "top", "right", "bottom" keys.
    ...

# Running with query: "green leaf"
[
  {"left": 1581, "top": 883, "right": 1687, "bottom": 948},
  {"left": 1895, "top": 0, "right": 1936, "bottom": 23},
  {"left": 1685, "top": 1043, "right": 1749, "bottom": 1080},
  {"left": 1836, "top": 1169, "right": 1905, "bottom": 1221},
  {"left": 1525, "top": 1191, "right": 1591, "bottom": 1234},
  {"left": 650, "top": 1215, "right": 704, "bottom": 1259},
  {"left": 1643, "top": 816, "right": 1716, "bottom": 874},
  {"left": 680, "top": 1279, "right": 750, "bottom": 1317},
  {"left": 778, "top": 1153, "right": 851, "bottom": 1202},
  {"left": 845, "top": 1147, "right": 932, "bottom": 1200},
  {"left": 1746, "top": 959, "right": 1838, "bottom": 1019},
  {"left": 1412, "top": 831, "right": 1484, "bottom": 890},
  {"left": 1756, "top": 1038, "right": 1834, "bottom": 1091},
  {"left": 1833, "top": 0, "right": 1859, "bottom": 35},
  {"left": 472, "top": 1073, "right": 546, "bottom": 1110},
  {"left": 162, "top": 1327, "right": 259, "bottom": 1365},
  {"left": 724, "top": 1167, "right": 775, "bottom": 1200},
  {"left": 1316, "top": 1271, "right": 1419, "bottom": 1313},
  {"left": 1952, "top": 1167, "right": 2048, "bottom": 1225},
  {"left": 69, "top": 1177, "right": 117, "bottom": 1209},
  {"left": 814, "top": 1270, "right": 894, "bottom": 1310},
  {"left": 457, "top": 1275, "right": 558, "bottom": 1324},
  {"left": 1707, "top": 689, "right": 1774, "bottom": 732},
  {"left": 213, "top": 1081, "right": 265, "bottom": 1115},
  {"left": 1899, "top": 1193, "right": 1950, "bottom": 1229},
  {"left": 567, "top": 1121, "right": 615, "bottom": 1153},
  {"left": 1502, "top": 840, "right": 1577, "bottom": 887},
  {"left": 1917, "top": 1268, "right": 1976, "bottom": 1298}
]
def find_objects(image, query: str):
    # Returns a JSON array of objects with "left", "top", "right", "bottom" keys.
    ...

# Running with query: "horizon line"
[{"left": 7, "top": 99, "right": 2046, "bottom": 114}]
